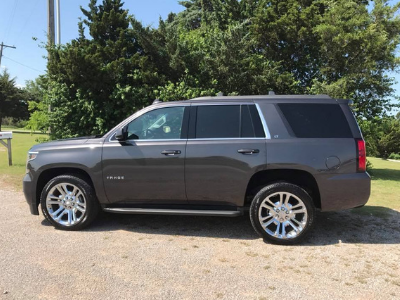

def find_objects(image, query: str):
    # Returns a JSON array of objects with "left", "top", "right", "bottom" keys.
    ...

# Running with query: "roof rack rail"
[{"left": 152, "top": 99, "right": 162, "bottom": 105}]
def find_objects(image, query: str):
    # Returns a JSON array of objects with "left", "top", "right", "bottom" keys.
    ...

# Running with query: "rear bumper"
[
  {"left": 317, "top": 172, "right": 371, "bottom": 212},
  {"left": 23, "top": 173, "right": 39, "bottom": 215}
]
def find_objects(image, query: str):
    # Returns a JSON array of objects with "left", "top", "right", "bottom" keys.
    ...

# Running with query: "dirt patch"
[
  {"left": 1, "top": 189, "right": 399, "bottom": 299},
  {"left": 0, "top": 175, "right": 16, "bottom": 191}
]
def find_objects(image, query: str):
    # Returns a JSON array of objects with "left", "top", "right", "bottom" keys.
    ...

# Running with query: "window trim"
[
  {"left": 255, "top": 103, "right": 271, "bottom": 139},
  {"left": 107, "top": 102, "right": 272, "bottom": 143},
  {"left": 189, "top": 103, "right": 271, "bottom": 140}
]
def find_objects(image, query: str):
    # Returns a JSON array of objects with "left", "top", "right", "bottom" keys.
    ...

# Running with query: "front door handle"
[
  {"left": 237, "top": 149, "right": 260, "bottom": 155},
  {"left": 161, "top": 150, "right": 181, "bottom": 156}
]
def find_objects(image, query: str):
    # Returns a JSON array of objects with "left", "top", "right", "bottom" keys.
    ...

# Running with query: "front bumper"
[
  {"left": 23, "top": 173, "right": 39, "bottom": 215},
  {"left": 317, "top": 172, "right": 371, "bottom": 212}
]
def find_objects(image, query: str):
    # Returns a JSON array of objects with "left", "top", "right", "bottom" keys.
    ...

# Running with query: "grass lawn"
[
  {"left": 0, "top": 133, "right": 399, "bottom": 213},
  {"left": 350, "top": 157, "right": 400, "bottom": 217},
  {"left": 0, "top": 132, "right": 48, "bottom": 189}
]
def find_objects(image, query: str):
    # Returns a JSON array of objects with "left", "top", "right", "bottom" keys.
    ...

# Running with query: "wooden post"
[
  {"left": 0, "top": 132, "right": 13, "bottom": 166},
  {"left": 7, "top": 138, "right": 12, "bottom": 166}
]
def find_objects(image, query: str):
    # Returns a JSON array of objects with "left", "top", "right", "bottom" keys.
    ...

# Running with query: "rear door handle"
[
  {"left": 237, "top": 149, "right": 260, "bottom": 155},
  {"left": 161, "top": 150, "right": 181, "bottom": 156}
]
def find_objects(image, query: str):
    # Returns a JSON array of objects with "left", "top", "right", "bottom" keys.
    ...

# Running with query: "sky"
[{"left": 0, "top": 0, "right": 399, "bottom": 107}]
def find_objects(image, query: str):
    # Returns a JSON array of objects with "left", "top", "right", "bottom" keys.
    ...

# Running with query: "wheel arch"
[
  {"left": 245, "top": 169, "right": 321, "bottom": 209},
  {"left": 35, "top": 167, "right": 95, "bottom": 211}
]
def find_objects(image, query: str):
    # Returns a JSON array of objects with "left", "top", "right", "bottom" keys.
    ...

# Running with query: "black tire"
[
  {"left": 249, "top": 182, "right": 315, "bottom": 245},
  {"left": 40, "top": 175, "right": 99, "bottom": 230}
]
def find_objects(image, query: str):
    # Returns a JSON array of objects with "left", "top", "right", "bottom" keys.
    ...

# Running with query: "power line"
[
  {"left": 13, "top": 0, "right": 41, "bottom": 45},
  {"left": 4, "top": 0, "right": 20, "bottom": 43},
  {"left": 2, "top": 55, "right": 43, "bottom": 73}
]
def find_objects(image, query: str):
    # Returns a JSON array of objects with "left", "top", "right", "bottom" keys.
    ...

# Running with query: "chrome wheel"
[
  {"left": 45, "top": 183, "right": 86, "bottom": 227},
  {"left": 258, "top": 192, "right": 308, "bottom": 240}
]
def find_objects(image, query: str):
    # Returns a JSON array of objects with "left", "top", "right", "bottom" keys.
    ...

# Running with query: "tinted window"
[
  {"left": 241, "top": 105, "right": 265, "bottom": 138},
  {"left": 127, "top": 106, "right": 185, "bottom": 140},
  {"left": 249, "top": 105, "right": 265, "bottom": 138},
  {"left": 241, "top": 105, "right": 254, "bottom": 137},
  {"left": 278, "top": 103, "right": 352, "bottom": 138},
  {"left": 196, "top": 106, "right": 240, "bottom": 138}
]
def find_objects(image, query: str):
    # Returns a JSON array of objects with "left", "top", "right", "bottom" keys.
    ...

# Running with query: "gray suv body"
[{"left": 23, "top": 95, "right": 371, "bottom": 244}]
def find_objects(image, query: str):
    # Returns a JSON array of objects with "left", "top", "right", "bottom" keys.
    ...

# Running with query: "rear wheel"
[
  {"left": 250, "top": 182, "right": 315, "bottom": 245},
  {"left": 40, "top": 175, "right": 99, "bottom": 230}
]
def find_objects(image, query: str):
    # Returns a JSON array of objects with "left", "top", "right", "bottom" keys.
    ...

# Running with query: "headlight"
[{"left": 27, "top": 151, "right": 39, "bottom": 161}]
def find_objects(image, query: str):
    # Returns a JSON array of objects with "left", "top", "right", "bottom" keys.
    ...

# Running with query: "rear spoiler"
[{"left": 336, "top": 99, "right": 353, "bottom": 105}]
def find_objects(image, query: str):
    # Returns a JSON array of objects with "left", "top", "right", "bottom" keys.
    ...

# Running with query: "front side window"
[{"left": 126, "top": 106, "right": 185, "bottom": 140}]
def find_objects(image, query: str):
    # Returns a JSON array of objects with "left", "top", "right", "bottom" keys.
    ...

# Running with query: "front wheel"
[
  {"left": 40, "top": 175, "right": 99, "bottom": 230},
  {"left": 250, "top": 182, "right": 315, "bottom": 245}
]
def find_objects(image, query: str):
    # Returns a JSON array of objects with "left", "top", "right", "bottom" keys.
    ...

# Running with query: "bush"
[
  {"left": 35, "top": 137, "right": 50, "bottom": 144},
  {"left": 388, "top": 153, "right": 400, "bottom": 160},
  {"left": 0, "top": 117, "right": 27, "bottom": 129}
]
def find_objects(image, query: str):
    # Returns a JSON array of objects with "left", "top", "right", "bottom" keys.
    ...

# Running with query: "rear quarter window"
[{"left": 277, "top": 103, "right": 352, "bottom": 138}]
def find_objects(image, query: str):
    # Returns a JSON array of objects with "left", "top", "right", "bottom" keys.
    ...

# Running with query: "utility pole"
[
  {"left": 48, "top": 0, "right": 55, "bottom": 46},
  {"left": 56, "top": 0, "right": 61, "bottom": 45},
  {"left": 0, "top": 42, "right": 16, "bottom": 68},
  {"left": 48, "top": 0, "right": 55, "bottom": 134}
]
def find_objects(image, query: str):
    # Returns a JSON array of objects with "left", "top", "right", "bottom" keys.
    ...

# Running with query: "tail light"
[{"left": 356, "top": 139, "right": 366, "bottom": 172}]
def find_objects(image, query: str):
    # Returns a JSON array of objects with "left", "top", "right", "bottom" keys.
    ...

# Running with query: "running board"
[{"left": 103, "top": 207, "right": 242, "bottom": 217}]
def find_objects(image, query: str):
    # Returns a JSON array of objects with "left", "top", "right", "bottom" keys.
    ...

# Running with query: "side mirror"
[{"left": 115, "top": 126, "right": 127, "bottom": 141}]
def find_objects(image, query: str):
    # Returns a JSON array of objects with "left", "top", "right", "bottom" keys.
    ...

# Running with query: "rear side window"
[
  {"left": 195, "top": 105, "right": 265, "bottom": 138},
  {"left": 278, "top": 103, "right": 352, "bottom": 138},
  {"left": 196, "top": 105, "right": 240, "bottom": 138}
]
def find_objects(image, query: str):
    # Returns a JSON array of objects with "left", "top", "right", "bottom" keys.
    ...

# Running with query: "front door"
[{"left": 102, "top": 105, "right": 189, "bottom": 204}]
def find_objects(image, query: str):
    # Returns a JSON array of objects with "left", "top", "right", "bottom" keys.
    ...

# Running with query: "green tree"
[
  {"left": 46, "top": 0, "right": 162, "bottom": 139},
  {"left": 0, "top": 70, "right": 28, "bottom": 131},
  {"left": 25, "top": 76, "right": 49, "bottom": 133},
  {"left": 377, "top": 118, "right": 400, "bottom": 158},
  {"left": 310, "top": 0, "right": 400, "bottom": 119},
  {"left": 38, "top": 0, "right": 400, "bottom": 139}
]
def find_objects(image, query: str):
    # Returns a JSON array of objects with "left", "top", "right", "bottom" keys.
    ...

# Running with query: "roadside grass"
[
  {"left": 0, "top": 133, "right": 399, "bottom": 213},
  {"left": 0, "top": 132, "right": 48, "bottom": 189}
]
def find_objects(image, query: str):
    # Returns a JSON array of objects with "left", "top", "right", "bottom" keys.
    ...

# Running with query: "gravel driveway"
[{"left": 1, "top": 186, "right": 399, "bottom": 299}]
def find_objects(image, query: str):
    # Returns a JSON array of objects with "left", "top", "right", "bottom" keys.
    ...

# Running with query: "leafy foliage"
[
  {"left": 0, "top": 70, "right": 29, "bottom": 131},
  {"left": 34, "top": 0, "right": 400, "bottom": 139},
  {"left": 25, "top": 76, "right": 49, "bottom": 133},
  {"left": 45, "top": 0, "right": 162, "bottom": 138},
  {"left": 388, "top": 153, "right": 400, "bottom": 160},
  {"left": 359, "top": 117, "right": 400, "bottom": 158}
]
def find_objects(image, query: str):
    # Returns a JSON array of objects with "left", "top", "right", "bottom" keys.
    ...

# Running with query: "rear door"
[{"left": 185, "top": 103, "right": 268, "bottom": 207}]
